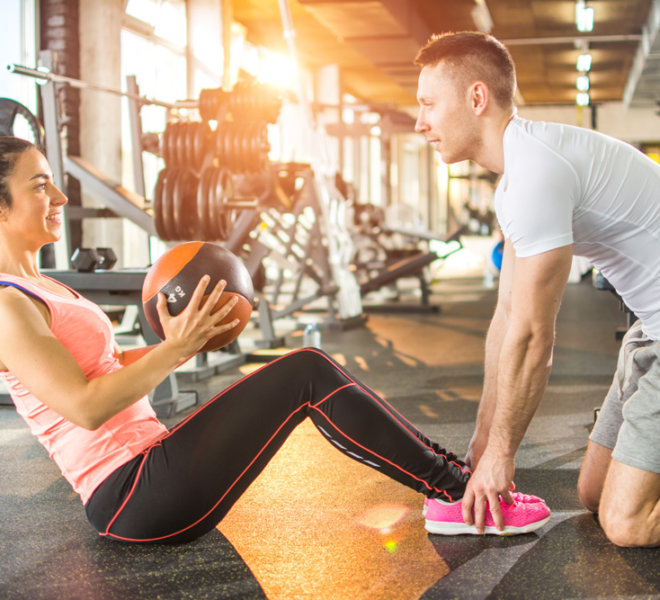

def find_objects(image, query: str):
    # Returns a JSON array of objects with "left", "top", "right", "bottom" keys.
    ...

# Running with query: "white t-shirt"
[{"left": 495, "top": 116, "right": 660, "bottom": 340}]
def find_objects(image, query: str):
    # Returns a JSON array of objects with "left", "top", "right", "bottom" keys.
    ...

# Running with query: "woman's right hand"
[{"left": 155, "top": 275, "right": 240, "bottom": 360}]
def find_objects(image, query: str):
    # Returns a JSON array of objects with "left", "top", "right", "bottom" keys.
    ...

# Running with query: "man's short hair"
[{"left": 415, "top": 31, "right": 516, "bottom": 108}]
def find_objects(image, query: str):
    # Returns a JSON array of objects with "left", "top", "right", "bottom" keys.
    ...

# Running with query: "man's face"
[{"left": 415, "top": 61, "right": 480, "bottom": 164}]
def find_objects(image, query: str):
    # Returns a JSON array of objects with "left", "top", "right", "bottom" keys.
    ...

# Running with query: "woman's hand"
[{"left": 155, "top": 275, "right": 240, "bottom": 360}]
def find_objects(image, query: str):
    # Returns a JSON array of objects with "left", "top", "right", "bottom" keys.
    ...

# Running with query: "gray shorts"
[{"left": 590, "top": 320, "right": 660, "bottom": 474}]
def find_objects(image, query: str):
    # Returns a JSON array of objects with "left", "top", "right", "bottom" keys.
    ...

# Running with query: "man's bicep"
[{"left": 509, "top": 245, "right": 574, "bottom": 325}]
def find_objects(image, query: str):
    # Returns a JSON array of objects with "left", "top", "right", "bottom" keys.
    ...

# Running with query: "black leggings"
[{"left": 85, "top": 348, "right": 470, "bottom": 543}]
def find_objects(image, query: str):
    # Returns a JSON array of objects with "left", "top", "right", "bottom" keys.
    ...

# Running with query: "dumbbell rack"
[{"left": 9, "top": 55, "right": 366, "bottom": 361}]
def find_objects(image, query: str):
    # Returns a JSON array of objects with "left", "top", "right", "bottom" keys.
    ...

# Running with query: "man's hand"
[
  {"left": 464, "top": 429, "right": 488, "bottom": 470},
  {"left": 461, "top": 451, "right": 515, "bottom": 533}
]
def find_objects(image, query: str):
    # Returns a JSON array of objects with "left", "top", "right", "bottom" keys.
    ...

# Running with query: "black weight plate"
[{"left": 153, "top": 168, "right": 169, "bottom": 240}]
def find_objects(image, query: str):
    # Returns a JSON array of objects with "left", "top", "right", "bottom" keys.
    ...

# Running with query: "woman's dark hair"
[
  {"left": 0, "top": 136, "right": 38, "bottom": 209},
  {"left": 415, "top": 31, "right": 516, "bottom": 109}
]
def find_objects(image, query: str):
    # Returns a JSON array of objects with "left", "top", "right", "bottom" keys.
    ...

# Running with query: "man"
[{"left": 414, "top": 31, "right": 660, "bottom": 547}]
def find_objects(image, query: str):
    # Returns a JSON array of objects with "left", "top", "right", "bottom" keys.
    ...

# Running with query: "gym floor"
[{"left": 1, "top": 277, "right": 659, "bottom": 599}]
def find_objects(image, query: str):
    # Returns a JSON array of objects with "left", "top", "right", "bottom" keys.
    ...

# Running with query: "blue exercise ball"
[{"left": 491, "top": 240, "right": 503, "bottom": 271}]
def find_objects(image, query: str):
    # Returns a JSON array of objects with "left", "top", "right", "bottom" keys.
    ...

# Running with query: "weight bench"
[
  {"left": 358, "top": 226, "right": 465, "bottom": 313},
  {"left": 360, "top": 251, "right": 440, "bottom": 312}
]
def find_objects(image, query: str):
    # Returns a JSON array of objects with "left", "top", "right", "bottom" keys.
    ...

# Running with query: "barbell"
[{"left": 198, "top": 81, "right": 282, "bottom": 123}]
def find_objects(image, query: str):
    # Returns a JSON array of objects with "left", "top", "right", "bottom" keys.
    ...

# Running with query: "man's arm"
[
  {"left": 462, "top": 242, "right": 574, "bottom": 532},
  {"left": 465, "top": 239, "right": 516, "bottom": 469}
]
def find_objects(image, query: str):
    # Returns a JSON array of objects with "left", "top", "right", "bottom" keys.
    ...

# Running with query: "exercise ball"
[
  {"left": 142, "top": 241, "right": 254, "bottom": 352},
  {"left": 491, "top": 240, "right": 504, "bottom": 271}
]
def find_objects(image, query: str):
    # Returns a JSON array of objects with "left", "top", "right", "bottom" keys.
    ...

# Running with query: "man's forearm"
[
  {"left": 487, "top": 326, "right": 553, "bottom": 457},
  {"left": 478, "top": 307, "right": 508, "bottom": 428},
  {"left": 467, "top": 306, "right": 508, "bottom": 465}
]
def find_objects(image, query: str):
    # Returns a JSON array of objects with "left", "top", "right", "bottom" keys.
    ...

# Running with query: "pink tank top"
[{"left": 0, "top": 273, "right": 168, "bottom": 503}]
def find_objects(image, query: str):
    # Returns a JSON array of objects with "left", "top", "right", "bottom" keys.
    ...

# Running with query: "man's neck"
[{"left": 473, "top": 110, "right": 516, "bottom": 174}]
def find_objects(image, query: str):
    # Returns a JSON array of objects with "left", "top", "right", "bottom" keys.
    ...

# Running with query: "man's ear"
[
  {"left": 469, "top": 81, "right": 489, "bottom": 115},
  {"left": 0, "top": 203, "right": 10, "bottom": 221}
]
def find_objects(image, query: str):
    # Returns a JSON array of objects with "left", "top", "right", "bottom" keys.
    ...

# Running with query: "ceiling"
[{"left": 232, "top": 0, "right": 660, "bottom": 110}]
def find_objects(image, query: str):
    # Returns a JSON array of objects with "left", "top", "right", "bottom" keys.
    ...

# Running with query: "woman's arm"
[
  {"left": 0, "top": 276, "right": 238, "bottom": 430},
  {"left": 113, "top": 343, "right": 157, "bottom": 366}
]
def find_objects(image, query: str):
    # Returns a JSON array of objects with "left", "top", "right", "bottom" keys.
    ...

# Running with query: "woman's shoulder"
[
  {"left": 0, "top": 282, "right": 33, "bottom": 304},
  {"left": 0, "top": 283, "right": 46, "bottom": 314},
  {"left": 0, "top": 282, "right": 51, "bottom": 330}
]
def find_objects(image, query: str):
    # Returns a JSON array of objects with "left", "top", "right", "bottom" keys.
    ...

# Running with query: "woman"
[{"left": 0, "top": 136, "right": 549, "bottom": 543}]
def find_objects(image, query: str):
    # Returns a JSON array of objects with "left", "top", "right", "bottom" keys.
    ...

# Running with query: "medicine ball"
[{"left": 142, "top": 241, "right": 254, "bottom": 352}]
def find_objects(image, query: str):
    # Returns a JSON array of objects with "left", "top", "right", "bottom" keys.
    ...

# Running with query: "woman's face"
[{"left": 1, "top": 149, "right": 68, "bottom": 247}]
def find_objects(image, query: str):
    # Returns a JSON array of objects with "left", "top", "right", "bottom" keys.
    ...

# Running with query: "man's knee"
[
  {"left": 576, "top": 478, "right": 599, "bottom": 514},
  {"left": 599, "top": 510, "right": 657, "bottom": 547},
  {"left": 577, "top": 445, "right": 610, "bottom": 514},
  {"left": 596, "top": 456, "right": 660, "bottom": 547}
]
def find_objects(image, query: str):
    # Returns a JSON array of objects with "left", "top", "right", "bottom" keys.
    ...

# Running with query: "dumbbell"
[
  {"left": 96, "top": 247, "right": 118, "bottom": 270},
  {"left": 71, "top": 247, "right": 118, "bottom": 272}
]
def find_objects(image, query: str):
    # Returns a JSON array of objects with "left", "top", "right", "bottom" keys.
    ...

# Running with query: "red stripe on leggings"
[{"left": 309, "top": 398, "right": 457, "bottom": 502}]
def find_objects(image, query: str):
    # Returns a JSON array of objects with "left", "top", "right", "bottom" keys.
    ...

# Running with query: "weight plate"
[
  {"left": 0, "top": 98, "right": 45, "bottom": 146},
  {"left": 197, "top": 166, "right": 213, "bottom": 240},
  {"left": 224, "top": 123, "right": 234, "bottom": 170},
  {"left": 193, "top": 122, "right": 206, "bottom": 166},
  {"left": 176, "top": 168, "right": 198, "bottom": 239},
  {"left": 162, "top": 167, "right": 178, "bottom": 240},
  {"left": 153, "top": 168, "right": 169, "bottom": 240},
  {"left": 218, "top": 168, "right": 235, "bottom": 240},
  {"left": 207, "top": 167, "right": 222, "bottom": 240}
]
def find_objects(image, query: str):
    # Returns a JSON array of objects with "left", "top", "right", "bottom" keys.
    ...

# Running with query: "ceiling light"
[
  {"left": 577, "top": 53, "right": 592, "bottom": 72},
  {"left": 575, "top": 1, "right": 594, "bottom": 33},
  {"left": 576, "top": 75, "right": 590, "bottom": 92},
  {"left": 576, "top": 92, "right": 590, "bottom": 106},
  {"left": 471, "top": 0, "right": 493, "bottom": 33}
]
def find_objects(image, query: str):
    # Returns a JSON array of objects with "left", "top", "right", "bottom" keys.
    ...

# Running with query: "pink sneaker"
[
  {"left": 510, "top": 491, "right": 544, "bottom": 504},
  {"left": 424, "top": 497, "right": 550, "bottom": 536},
  {"left": 422, "top": 491, "right": 544, "bottom": 517}
]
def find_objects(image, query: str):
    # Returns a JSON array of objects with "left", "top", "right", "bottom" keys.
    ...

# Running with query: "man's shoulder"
[
  {"left": 509, "top": 117, "right": 574, "bottom": 143},
  {"left": 503, "top": 118, "right": 580, "bottom": 178}
]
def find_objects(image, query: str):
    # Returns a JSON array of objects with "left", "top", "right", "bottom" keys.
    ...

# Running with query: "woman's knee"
[
  {"left": 271, "top": 348, "right": 342, "bottom": 391},
  {"left": 280, "top": 347, "right": 330, "bottom": 367}
]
